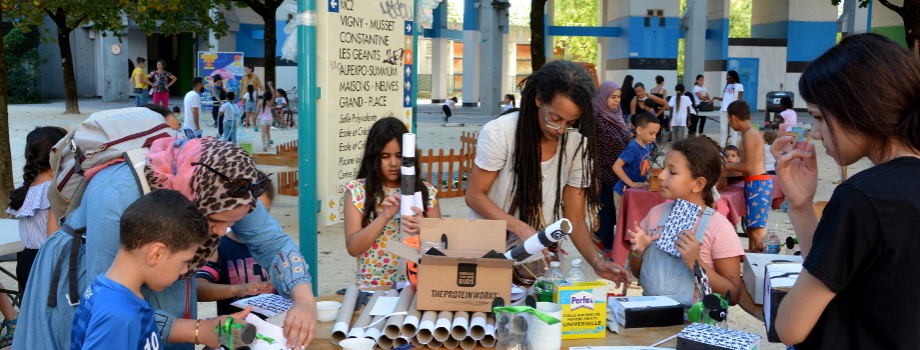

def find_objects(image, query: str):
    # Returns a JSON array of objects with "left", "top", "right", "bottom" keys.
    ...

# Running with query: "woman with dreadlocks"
[{"left": 466, "top": 60, "right": 630, "bottom": 285}]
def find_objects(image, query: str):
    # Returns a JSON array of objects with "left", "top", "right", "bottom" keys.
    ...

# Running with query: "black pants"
[
  {"left": 689, "top": 113, "right": 706, "bottom": 134},
  {"left": 17, "top": 248, "right": 39, "bottom": 296},
  {"left": 595, "top": 185, "right": 617, "bottom": 251},
  {"left": 442, "top": 105, "right": 452, "bottom": 121},
  {"left": 212, "top": 105, "right": 223, "bottom": 136}
]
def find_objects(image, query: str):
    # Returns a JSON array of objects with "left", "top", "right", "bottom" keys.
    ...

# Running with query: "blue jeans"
[{"left": 134, "top": 89, "right": 148, "bottom": 106}]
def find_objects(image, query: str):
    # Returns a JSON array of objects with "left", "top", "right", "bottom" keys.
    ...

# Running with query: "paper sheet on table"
[
  {"left": 570, "top": 347, "right": 676, "bottom": 350},
  {"left": 245, "top": 314, "right": 289, "bottom": 350},
  {"left": 231, "top": 294, "right": 293, "bottom": 317},
  {"left": 607, "top": 296, "right": 681, "bottom": 309},
  {"left": 370, "top": 296, "right": 400, "bottom": 316}
]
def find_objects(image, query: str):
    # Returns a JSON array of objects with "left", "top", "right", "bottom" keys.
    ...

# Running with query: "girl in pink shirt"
[{"left": 627, "top": 137, "right": 745, "bottom": 306}]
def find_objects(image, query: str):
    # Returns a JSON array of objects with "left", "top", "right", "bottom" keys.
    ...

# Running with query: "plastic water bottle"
[
  {"left": 564, "top": 259, "right": 587, "bottom": 283},
  {"left": 761, "top": 229, "right": 781, "bottom": 254},
  {"left": 544, "top": 261, "right": 565, "bottom": 294}
]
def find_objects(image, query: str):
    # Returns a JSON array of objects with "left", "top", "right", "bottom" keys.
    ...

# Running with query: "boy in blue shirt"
[
  {"left": 613, "top": 112, "right": 661, "bottom": 210},
  {"left": 71, "top": 190, "right": 210, "bottom": 350}
]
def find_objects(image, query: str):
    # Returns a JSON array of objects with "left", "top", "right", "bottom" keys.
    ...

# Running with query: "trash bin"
[{"left": 764, "top": 91, "right": 794, "bottom": 129}]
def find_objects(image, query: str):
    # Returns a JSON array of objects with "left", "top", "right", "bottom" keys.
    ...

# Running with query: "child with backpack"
[
  {"left": 4, "top": 126, "right": 67, "bottom": 342},
  {"left": 342, "top": 117, "right": 442, "bottom": 287}
]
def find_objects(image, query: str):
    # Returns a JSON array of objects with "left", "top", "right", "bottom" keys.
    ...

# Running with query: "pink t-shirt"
[
  {"left": 780, "top": 109, "right": 797, "bottom": 132},
  {"left": 640, "top": 203, "right": 745, "bottom": 301}
]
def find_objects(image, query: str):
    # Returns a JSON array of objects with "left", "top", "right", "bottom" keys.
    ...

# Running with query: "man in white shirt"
[{"left": 183, "top": 77, "right": 204, "bottom": 131}]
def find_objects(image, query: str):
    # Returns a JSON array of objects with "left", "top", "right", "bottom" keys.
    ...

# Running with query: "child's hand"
[
  {"left": 627, "top": 221, "right": 659, "bottom": 256},
  {"left": 675, "top": 230, "right": 701, "bottom": 268},
  {"left": 771, "top": 136, "right": 817, "bottom": 211},
  {"left": 200, "top": 306, "right": 252, "bottom": 348},
  {"left": 380, "top": 194, "right": 401, "bottom": 219},
  {"left": 630, "top": 182, "right": 649, "bottom": 189},
  {"left": 234, "top": 282, "right": 274, "bottom": 298},
  {"left": 401, "top": 206, "right": 424, "bottom": 234}
]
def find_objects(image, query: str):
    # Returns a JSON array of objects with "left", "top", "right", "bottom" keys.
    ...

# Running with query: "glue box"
[
  {"left": 676, "top": 322, "right": 763, "bottom": 350},
  {"left": 608, "top": 296, "right": 684, "bottom": 329},
  {"left": 555, "top": 281, "right": 608, "bottom": 339}
]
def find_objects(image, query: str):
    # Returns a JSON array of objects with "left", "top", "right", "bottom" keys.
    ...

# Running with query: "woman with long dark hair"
[
  {"left": 713, "top": 70, "right": 743, "bottom": 147},
  {"left": 592, "top": 81, "right": 632, "bottom": 253},
  {"left": 466, "top": 60, "right": 629, "bottom": 285},
  {"left": 620, "top": 75, "right": 636, "bottom": 115},
  {"left": 773, "top": 33, "right": 920, "bottom": 349}
]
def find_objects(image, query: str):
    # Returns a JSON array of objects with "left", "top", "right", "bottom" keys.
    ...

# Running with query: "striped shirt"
[{"left": 5, "top": 181, "right": 52, "bottom": 249}]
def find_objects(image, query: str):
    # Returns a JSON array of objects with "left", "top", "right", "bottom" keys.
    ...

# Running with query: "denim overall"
[{"left": 639, "top": 202, "right": 715, "bottom": 307}]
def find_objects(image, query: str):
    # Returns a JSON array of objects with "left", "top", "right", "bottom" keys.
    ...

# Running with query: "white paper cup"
[
  {"left": 317, "top": 301, "right": 342, "bottom": 322},
  {"left": 339, "top": 337, "right": 375, "bottom": 350},
  {"left": 532, "top": 340, "right": 562, "bottom": 350},
  {"left": 529, "top": 330, "right": 561, "bottom": 342}
]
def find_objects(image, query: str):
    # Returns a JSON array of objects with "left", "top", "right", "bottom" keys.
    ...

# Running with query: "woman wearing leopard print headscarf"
[{"left": 15, "top": 138, "right": 316, "bottom": 350}]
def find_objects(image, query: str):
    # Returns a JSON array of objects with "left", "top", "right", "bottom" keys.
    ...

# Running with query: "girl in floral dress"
[{"left": 343, "top": 117, "right": 441, "bottom": 287}]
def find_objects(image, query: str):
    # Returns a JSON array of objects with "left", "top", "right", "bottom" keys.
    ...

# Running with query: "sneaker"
[{"left": 1, "top": 318, "right": 16, "bottom": 341}]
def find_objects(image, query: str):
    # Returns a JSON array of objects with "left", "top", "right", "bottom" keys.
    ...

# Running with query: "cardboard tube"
[
  {"left": 331, "top": 285, "right": 361, "bottom": 345},
  {"left": 417, "top": 310, "right": 437, "bottom": 344},
  {"left": 434, "top": 311, "right": 454, "bottom": 342},
  {"left": 427, "top": 340, "right": 443, "bottom": 349},
  {"left": 376, "top": 335, "right": 394, "bottom": 349},
  {"left": 442, "top": 337, "right": 459, "bottom": 349},
  {"left": 399, "top": 296, "right": 422, "bottom": 338},
  {"left": 469, "top": 312, "right": 487, "bottom": 340},
  {"left": 365, "top": 289, "right": 398, "bottom": 340},
  {"left": 400, "top": 133, "right": 417, "bottom": 217},
  {"left": 409, "top": 335, "right": 423, "bottom": 348},
  {"left": 459, "top": 336, "right": 477, "bottom": 350},
  {"left": 450, "top": 311, "right": 469, "bottom": 340},
  {"left": 504, "top": 218, "right": 573, "bottom": 261},
  {"left": 393, "top": 337, "right": 409, "bottom": 348},
  {"left": 347, "top": 291, "right": 383, "bottom": 339},
  {"left": 480, "top": 315, "right": 496, "bottom": 347},
  {"left": 385, "top": 287, "right": 417, "bottom": 339}
]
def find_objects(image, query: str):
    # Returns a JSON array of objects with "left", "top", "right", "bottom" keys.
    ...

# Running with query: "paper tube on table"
[
  {"left": 331, "top": 285, "right": 361, "bottom": 345},
  {"left": 364, "top": 289, "right": 398, "bottom": 340},
  {"left": 450, "top": 311, "right": 470, "bottom": 340},
  {"left": 417, "top": 310, "right": 438, "bottom": 344},
  {"left": 347, "top": 291, "right": 383, "bottom": 339},
  {"left": 503, "top": 218, "right": 572, "bottom": 262},
  {"left": 434, "top": 311, "right": 454, "bottom": 342},
  {"left": 459, "top": 336, "right": 477, "bottom": 350},
  {"left": 399, "top": 296, "right": 422, "bottom": 338},
  {"left": 427, "top": 340, "right": 443, "bottom": 349},
  {"left": 393, "top": 337, "right": 409, "bottom": 348},
  {"left": 442, "top": 337, "right": 459, "bottom": 349},
  {"left": 376, "top": 336, "right": 394, "bottom": 349},
  {"left": 469, "top": 312, "right": 487, "bottom": 340},
  {"left": 400, "top": 133, "right": 417, "bottom": 217},
  {"left": 385, "top": 286, "right": 416, "bottom": 339},
  {"left": 409, "top": 336, "right": 423, "bottom": 348},
  {"left": 480, "top": 314, "right": 497, "bottom": 347}
]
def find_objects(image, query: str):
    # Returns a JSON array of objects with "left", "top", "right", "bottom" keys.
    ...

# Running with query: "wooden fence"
[{"left": 252, "top": 132, "right": 479, "bottom": 198}]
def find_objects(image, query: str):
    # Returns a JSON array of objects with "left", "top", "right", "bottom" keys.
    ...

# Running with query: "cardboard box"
[
  {"left": 415, "top": 218, "right": 514, "bottom": 313},
  {"left": 764, "top": 262, "right": 802, "bottom": 343},
  {"left": 742, "top": 253, "right": 803, "bottom": 305},
  {"left": 608, "top": 296, "right": 684, "bottom": 329},
  {"left": 676, "top": 322, "right": 763, "bottom": 350},
  {"left": 556, "top": 281, "right": 608, "bottom": 339}
]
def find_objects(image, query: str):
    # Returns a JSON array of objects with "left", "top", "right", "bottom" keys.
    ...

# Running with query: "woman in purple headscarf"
[{"left": 593, "top": 81, "right": 632, "bottom": 253}]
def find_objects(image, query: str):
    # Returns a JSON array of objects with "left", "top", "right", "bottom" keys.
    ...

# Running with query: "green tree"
[
  {"left": 5, "top": 25, "right": 49, "bottom": 104},
  {"left": 0, "top": 4, "right": 11, "bottom": 214},
  {"left": 834, "top": 0, "right": 920, "bottom": 52},
  {"left": 219, "top": 0, "right": 285, "bottom": 88},
  {"left": 730, "top": 0, "right": 752, "bottom": 38},
  {"left": 552, "top": 0, "right": 598, "bottom": 63},
  {"left": 530, "top": 0, "right": 548, "bottom": 71},
  {"left": 3, "top": 0, "right": 229, "bottom": 114}
]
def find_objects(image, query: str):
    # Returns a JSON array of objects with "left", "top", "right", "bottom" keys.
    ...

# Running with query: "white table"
[{"left": 0, "top": 219, "right": 24, "bottom": 256}]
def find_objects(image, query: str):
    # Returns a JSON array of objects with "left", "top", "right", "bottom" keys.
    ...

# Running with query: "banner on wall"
[
  {"left": 316, "top": 0, "right": 416, "bottom": 226},
  {"left": 197, "top": 52, "right": 245, "bottom": 110}
]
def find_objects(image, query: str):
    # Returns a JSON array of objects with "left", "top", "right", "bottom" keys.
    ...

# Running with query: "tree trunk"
[
  {"left": 0, "top": 7, "right": 13, "bottom": 213},
  {"left": 903, "top": 1, "right": 920, "bottom": 57},
  {"left": 530, "top": 0, "right": 548, "bottom": 71},
  {"left": 262, "top": 12, "right": 277, "bottom": 89},
  {"left": 57, "top": 25, "right": 80, "bottom": 114}
]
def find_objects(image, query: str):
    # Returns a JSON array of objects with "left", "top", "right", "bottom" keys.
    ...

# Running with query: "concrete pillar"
[
  {"left": 839, "top": 0, "right": 869, "bottom": 35},
  {"left": 461, "top": 0, "right": 481, "bottom": 107},
  {"left": 682, "top": 0, "right": 706, "bottom": 85},
  {"left": 545, "top": 0, "right": 555, "bottom": 63},
  {"left": 431, "top": 3, "right": 449, "bottom": 103},
  {"left": 100, "top": 31, "right": 129, "bottom": 103},
  {"left": 480, "top": 0, "right": 509, "bottom": 116},
  {"left": 704, "top": 0, "right": 729, "bottom": 103},
  {"left": 601, "top": 0, "right": 680, "bottom": 94},
  {"left": 751, "top": 0, "right": 837, "bottom": 108}
]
